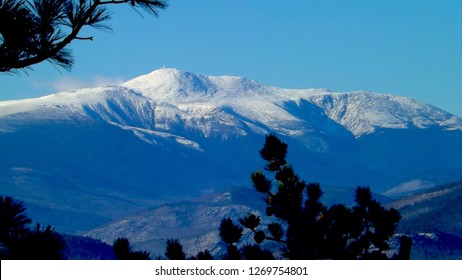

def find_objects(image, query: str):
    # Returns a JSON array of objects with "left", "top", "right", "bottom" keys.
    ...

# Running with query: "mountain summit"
[
  {"left": 2, "top": 68, "right": 460, "bottom": 138},
  {"left": 123, "top": 68, "right": 269, "bottom": 101},
  {"left": 1, "top": 68, "right": 461, "bottom": 233},
  {"left": 126, "top": 68, "right": 462, "bottom": 137}
]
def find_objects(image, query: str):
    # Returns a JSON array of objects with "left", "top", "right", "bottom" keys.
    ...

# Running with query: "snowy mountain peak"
[
  {"left": 122, "top": 68, "right": 269, "bottom": 102},
  {"left": 2, "top": 68, "right": 462, "bottom": 237},
  {"left": 1, "top": 68, "right": 461, "bottom": 139},
  {"left": 123, "top": 68, "right": 214, "bottom": 97}
]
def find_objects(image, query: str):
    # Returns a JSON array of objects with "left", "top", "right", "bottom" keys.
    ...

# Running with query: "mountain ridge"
[
  {"left": 1, "top": 68, "right": 462, "bottom": 234},
  {"left": 2, "top": 68, "right": 460, "bottom": 138}
]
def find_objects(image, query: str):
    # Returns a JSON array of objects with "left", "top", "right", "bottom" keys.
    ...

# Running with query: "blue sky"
[{"left": 1, "top": 0, "right": 461, "bottom": 116}]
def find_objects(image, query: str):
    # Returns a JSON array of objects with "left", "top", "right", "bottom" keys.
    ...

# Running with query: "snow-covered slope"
[
  {"left": 85, "top": 188, "right": 270, "bottom": 258},
  {"left": 308, "top": 92, "right": 462, "bottom": 136},
  {"left": 2, "top": 68, "right": 460, "bottom": 141},
  {"left": 123, "top": 68, "right": 462, "bottom": 138},
  {"left": 1, "top": 68, "right": 462, "bottom": 234},
  {"left": 87, "top": 181, "right": 462, "bottom": 259}
]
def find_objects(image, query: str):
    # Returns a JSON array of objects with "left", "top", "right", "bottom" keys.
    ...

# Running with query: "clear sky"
[{"left": 1, "top": 0, "right": 461, "bottom": 116}]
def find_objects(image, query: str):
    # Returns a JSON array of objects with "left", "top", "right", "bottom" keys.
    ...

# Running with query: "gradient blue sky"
[{"left": 1, "top": 0, "right": 461, "bottom": 116}]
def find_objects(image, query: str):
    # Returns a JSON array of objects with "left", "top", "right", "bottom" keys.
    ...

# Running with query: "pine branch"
[
  {"left": 1, "top": 0, "right": 167, "bottom": 72},
  {"left": 75, "top": 36, "right": 93, "bottom": 40},
  {"left": 264, "top": 236, "right": 288, "bottom": 244}
]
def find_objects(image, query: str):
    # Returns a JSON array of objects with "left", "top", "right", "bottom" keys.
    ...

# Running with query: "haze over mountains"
[
  {"left": 85, "top": 181, "right": 462, "bottom": 259},
  {"left": 1, "top": 68, "right": 462, "bottom": 236}
]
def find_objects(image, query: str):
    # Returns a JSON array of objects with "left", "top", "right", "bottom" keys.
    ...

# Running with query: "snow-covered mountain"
[
  {"left": 1, "top": 68, "right": 462, "bottom": 233},
  {"left": 85, "top": 187, "right": 271, "bottom": 258},
  {"left": 86, "top": 181, "right": 462, "bottom": 259}
]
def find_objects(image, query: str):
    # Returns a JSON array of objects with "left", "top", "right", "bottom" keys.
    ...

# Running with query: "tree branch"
[
  {"left": 98, "top": 0, "right": 130, "bottom": 4},
  {"left": 2, "top": 0, "right": 167, "bottom": 72},
  {"left": 264, "top": 236, "right": 288, "bottom": 244},
  {"left": 75, "top": 36, "right": 94, "bottom": 41},
  {"left": 250, "top": 228, "right": 287, "bottom": 245},
  {"left": 7, "top": 0, "right": 101, "bottom": 70}
]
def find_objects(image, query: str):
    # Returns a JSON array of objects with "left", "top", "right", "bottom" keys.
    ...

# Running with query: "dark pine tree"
[
  {"left": 1, "top": 196, "right": 65, "bottom": 259},
  {"left": 0, "top": 0, "right": 168, "bottom": 73},
  {"left": 0, "top": 196, "right": 32, "bottom": 241},
  {"left": 7, "top": 224, "right": 65, "bottom": 260},
  {"left": 113, "top": 237, "right": 133, "bottom": 260},
  {"left": 219, "top": 134, "right": 411, "bottom": 260},
  {"left": 165, "top": 238, "right": 186, "bottom": 260},
  {"left": 113, "top": 237, "right": 150, "bottom": 260},
  {"left": 193, "top": 250, "right": 213, "bottom": 260},
  {"left": 219, "top": 218, "right": 243, "bottom": 260}
]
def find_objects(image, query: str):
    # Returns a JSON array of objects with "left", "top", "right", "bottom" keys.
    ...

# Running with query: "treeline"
[{"left": 1, "top": 135, "right": 412, "bottom": 260}]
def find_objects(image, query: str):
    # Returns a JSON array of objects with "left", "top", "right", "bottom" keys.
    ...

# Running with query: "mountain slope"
[
  {"left": 123, "top": 68, "right": 462, "bottom": 137},
  {"left": 1, "top": 68, "right": 461, "bottom": 234},
  {"left": 85, "top": 187, "right": 268, "bottom": 258},
  {"left": 86, "top": 183, "right": 462, "bottom": 259},
  {"left": 387, "top": 180, "right": 462, "bottom": 236},
  {"left": 385, "top": 180, "right": 462, "bottom": 259}
]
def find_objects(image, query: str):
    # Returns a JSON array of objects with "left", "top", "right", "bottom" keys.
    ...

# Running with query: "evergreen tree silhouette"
[
  {"left": 165, "top": 238, "right": 186, "bottom": 260},
  {"left": 129, "top": 250, "right": 151, "bottom": 260},
  {"left": 164, "top": 240, "right": 214, "bottom": 260},
  {"left": 0, "top": 196, "right": 31, "bottom": 240},
  {"left": 1, "top": 196, "right": 65, "bottom": 259},
  {"left": 220, "top": 134, "right": 411, "bottom": 259},
  {"left": 113, "top": 237, "right": 132, "bottom": 260},
  {"left": 7, "top": 224, "right": 65, "bottom": 260},
  {"left": 194, "top": 250, "right": 213, "bottom": 260},
  {"left": 218, "top": 217, "right": 243, "bottom": 259},
  {"left": 0, "top": 0, "right": 168, "bottom": 72},
  {"left": 113, "top": 237, "right": 150, "bottom": 260},
  {"left": 394, "top": 235, "right": 413, "bottom": 260}
]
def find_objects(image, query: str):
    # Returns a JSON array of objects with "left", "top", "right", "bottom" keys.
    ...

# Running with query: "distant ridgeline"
[
  {"left": 387, "top": 180, "right": 462, "bottom": 259},
  {"left": 1, "top": 69, "right": 461, "bottom": 259}
]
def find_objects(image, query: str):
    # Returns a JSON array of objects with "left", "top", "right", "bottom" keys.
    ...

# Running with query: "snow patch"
[
  {"left": 111, "top": 122, "right": 202, "bottom": 151},
  {"left": 384, "top": 180, "right": 435, "bottom": 197}
]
